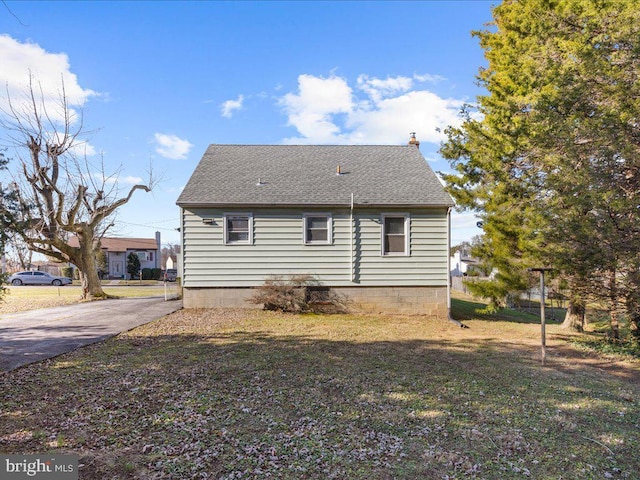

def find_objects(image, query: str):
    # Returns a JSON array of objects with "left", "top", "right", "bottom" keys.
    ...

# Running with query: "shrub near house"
[{"left": 142, "top": 268, "right": 162, "bottom": 280}]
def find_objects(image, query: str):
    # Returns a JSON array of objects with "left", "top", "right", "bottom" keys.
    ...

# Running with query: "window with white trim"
[
  {"left": 303, "top": 214, "right": 332, "bottom": 244},
  {"left": 224, "top": 213, "right": 253, "bottom": 245},
  {"left": 381, "top": 214, "right": 409, "bottom": 256}
]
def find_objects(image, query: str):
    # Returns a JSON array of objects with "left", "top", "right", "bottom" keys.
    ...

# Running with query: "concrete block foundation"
[{"left": 183, "top": 285, "right": 449, "bottom": 319}]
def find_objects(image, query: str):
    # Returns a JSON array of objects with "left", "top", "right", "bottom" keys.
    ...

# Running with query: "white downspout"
[
  {"left": 445, "top": 207, "right": 466, "bottom": 328},
  {"left": 447, "top": 206, "right": 452, "bottom": 313},
  {"left": 179, "top": 207, "right": 185, "bottom": 285},
  {"left": 350, "top": 193, "right": 354, "bottom": 282}
]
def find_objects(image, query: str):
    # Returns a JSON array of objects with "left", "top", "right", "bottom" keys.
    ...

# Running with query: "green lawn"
[
  {"left": 1, "top": 302, "right": 638, "bottom": 479},
  {"left": 0, "top": 284, "right": 178, "bottom": 314}
]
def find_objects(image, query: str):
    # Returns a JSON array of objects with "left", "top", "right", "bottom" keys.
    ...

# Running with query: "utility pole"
[{"left": 529, "top": 268, "right": 553, "bottom": 365}]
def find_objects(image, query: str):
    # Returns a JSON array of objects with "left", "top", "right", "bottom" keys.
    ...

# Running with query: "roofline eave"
[{"left": 176, "top": 202, "right": 454, "bottom": 209}]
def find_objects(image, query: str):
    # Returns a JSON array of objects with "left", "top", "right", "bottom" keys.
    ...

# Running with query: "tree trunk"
[
  {"left": 561, "top": 298, "right": 585, "bottom": 332},
  {"left": 610, "top": 310, "right": 620, "bottom": 340},
  {"left": 78, "top": 265, "right": 106, "bottom": 299},
  {"left": 608, "top": 270, "right": 620, "bottom": 340},
  {"left": 73, "top": 233, "right": 107, "bottom": 300},
  {"left": 629, "top": 312, "right": 640, "bottom": 341}
]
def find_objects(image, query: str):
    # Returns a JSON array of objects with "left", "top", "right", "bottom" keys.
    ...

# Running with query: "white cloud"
[
  {"left": 280, "top": 74, "right": 354, "bottom": 143},
  {"left": 279, "top": 73, "right": 465, "bottom": 145},
  {"left": 413, "top": 73, "right": 445, "bottom": 84},
  {"left": 0, "top": 35, "right": 97, "bottom": 125},
  {"left": 347, "top": 90, "right": 464, "bottom": 144},
  {"left": 153, "top": 133, "right": 193, "bottom": 160},
  {"left": 357, "top": 74, "right": 413, "bottom": 103},
  {"left": 221, "top": 94, "right": 245, "bottom": 118},
  {"left": 282, "top": 74, "right": 353, "bottom": 116},
  {"left": 91, "top": 173, "right": 143, "bottom": 186},
  {"left": 120, "top": 175, "right": 144, "bottom": 185},
  {"left": 68, "top": 141, "right": 98, "bottom": 157}
]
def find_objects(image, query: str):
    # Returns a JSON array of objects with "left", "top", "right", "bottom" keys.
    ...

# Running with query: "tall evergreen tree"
[
  {"left": 0, "top": 153, "right": 13, "bottom": 298},
  {"left": 0, "top": 152, "right": 27, "bottom": 299},
  {"left": 127, "top": 252, "right": 141, "bottom": 280},
  {"left": 440, "top": 0, "right": 640, "bottom": 336}
]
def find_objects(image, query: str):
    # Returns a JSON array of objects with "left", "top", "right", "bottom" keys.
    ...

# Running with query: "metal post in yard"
[
  {"left": 540, "top": 270, "right": 546, "bottom": 365},
  {"left": 529, "top": 268, "right": 553, "bottom": 366}
]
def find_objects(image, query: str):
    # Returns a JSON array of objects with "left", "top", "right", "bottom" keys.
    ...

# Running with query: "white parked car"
[{"left": 7, "top": 271, "right": 73, "bottom": 286}]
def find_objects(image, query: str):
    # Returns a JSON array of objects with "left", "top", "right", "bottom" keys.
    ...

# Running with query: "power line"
[
  {"left": 118, "top": 221, "right": 178, "bottom": 232},
  {"left": 2, "top": 1, "right": 28, "bottom": 26}
]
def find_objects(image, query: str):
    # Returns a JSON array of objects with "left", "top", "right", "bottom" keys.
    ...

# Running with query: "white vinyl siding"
[
  {"left": 353, "top": 211, "right": 448, "bottom": 285},
  {"left": 182, "top": 208, "right": 449, "bottom": 287}
]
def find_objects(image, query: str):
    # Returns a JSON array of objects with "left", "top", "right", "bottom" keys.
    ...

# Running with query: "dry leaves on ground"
[{"left": 1, "top": 307, "right": 639, "bottom": 479}]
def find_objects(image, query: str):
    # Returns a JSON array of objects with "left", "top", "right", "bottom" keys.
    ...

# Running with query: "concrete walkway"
[{"left": 0, "top": 297, "right": 182, "bottom": 372}]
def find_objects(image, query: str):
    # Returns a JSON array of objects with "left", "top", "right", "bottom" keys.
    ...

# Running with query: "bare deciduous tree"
[
  {"left": 3, "top": 230, "right": 33, "bottom": 271},
  {"left": 160, "top": 242, "right": 181, "bottom": 269},
  {"left": 1, "top": 77, "right": 152, "bottom": 299}
]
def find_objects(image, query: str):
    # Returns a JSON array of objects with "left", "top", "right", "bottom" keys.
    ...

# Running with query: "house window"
[
  {"left": 135, "top": 251, "right": 149, "bottom": 262},
  {"left": 224, "top": 213, "right": 253, "bottom": 244},
  {"left": 303, "top": 214, "right": 332, "bottom": 244},
  {"left": 382, "top": 214, "right": 409, "bottom": 256}
]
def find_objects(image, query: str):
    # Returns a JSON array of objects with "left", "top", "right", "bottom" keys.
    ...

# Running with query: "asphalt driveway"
[{"left": 0, "top": 297, "right": 182, "bottom": 371}]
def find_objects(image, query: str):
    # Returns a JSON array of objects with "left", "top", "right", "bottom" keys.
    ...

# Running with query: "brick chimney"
[{"left": 408, "top": 132, "right": 420, "bottom": 149}]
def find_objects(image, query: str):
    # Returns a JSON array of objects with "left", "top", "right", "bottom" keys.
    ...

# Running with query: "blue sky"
[{"left": 0, "top": 1, "right": 493, "bottom": 248}]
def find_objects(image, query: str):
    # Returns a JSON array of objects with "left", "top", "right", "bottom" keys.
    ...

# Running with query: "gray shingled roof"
[{"left": 177, "top": 144, "right": 454, "bottom": 207}]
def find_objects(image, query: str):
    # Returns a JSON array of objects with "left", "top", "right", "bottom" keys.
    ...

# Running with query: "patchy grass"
[
  {"left": 103, "top": 285, "right": 177, "bottom": 298},
  {"left": 451, "top": 290, "right": 567, "bottom": 325},
  {"left": 1, "top": 303, "right": 639, "bottom": 479},
  {"left": 0, "top": 286, "right": 82, "bottom": 313},
  {"left": 0, "top": 284, "right": 178, "bottom": 314},
  {"left": 452, "top": 291, "right": 640, "bottom": 360},
  {"left": 106, "top": 280, "right": 166, "bottom": 287},
  {"left": 569, "top": 334, "right": 640, "bottom": 361},
  {"left": 451, "top": 296, "right": 543, "bottom": 324}
]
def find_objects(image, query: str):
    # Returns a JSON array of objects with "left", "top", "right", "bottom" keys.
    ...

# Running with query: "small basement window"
[
  {"left": 303, "top": 214, "right": 332, "bottom": 244},
  {"left": 382, "top": 214, "right": 409, "bottom": 256},
  {"left": 224, "top": 213, "right": 253, "bottom": 245}
]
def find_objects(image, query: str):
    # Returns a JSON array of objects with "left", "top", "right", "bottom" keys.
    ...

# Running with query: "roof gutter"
[{"left": 176, "top": 202, "right": 455, "bottom": 209}]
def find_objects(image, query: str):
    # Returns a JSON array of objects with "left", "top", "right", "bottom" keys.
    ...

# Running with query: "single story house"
[
  {"left": 68, "top": 232, "right": 161, "bottom": 279},
  {"left": 176, "top": 138, "right": 454, "bottom": 318}
]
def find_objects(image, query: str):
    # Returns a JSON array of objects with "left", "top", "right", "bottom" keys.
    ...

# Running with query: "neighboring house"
[
  {"left": 31, "top": 261, "right": 65, "bottom": 276},
  {"left": 176, "top": 139, "right": 454, "bottom": 318},
  {"left": 450, "top": 249, "right": 479, "bottom": 277},
  {"left": 68, "top": 232, "right": 161, "bottom": 279}
]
